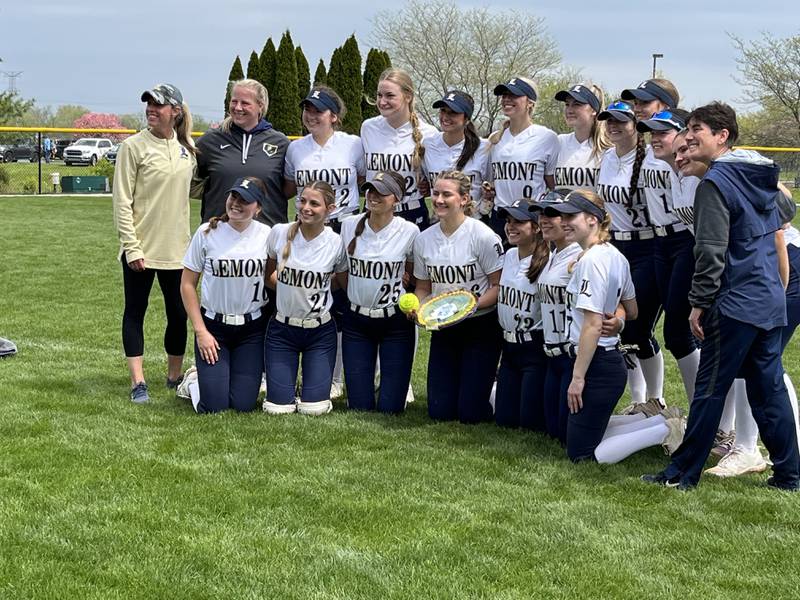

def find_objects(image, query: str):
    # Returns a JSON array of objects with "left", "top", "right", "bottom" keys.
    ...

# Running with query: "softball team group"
[{"left": 112, "top": 69, "right": 800, "bottom": 490}]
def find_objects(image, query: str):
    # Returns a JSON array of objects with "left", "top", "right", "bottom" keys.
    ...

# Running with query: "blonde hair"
[
  {"left": 221, "top": 79, "right": 269, "bottom": 133},
  {"left": 379, "top": 68, "right": 425, "bottom": 170},
  {"left": 585, "top": 84, "right": 611, "bottom": 161},
  {"left": 175, "top": 102, "right": 196, "bottom": 156},
  {"left": 437, "top": 170, "right": 474, "bottom": 216},
  {"left": 651, "top": 78, "right": 680, "bottom": 107},
  {"left": 571, "top": 189, "right": 611, "bottom": 243},
  {"left": 488, "top": 76, "right": 538, "bottom": 146},
  {"left": 277, "top": 181, "right": 336, "bottom": 275}
]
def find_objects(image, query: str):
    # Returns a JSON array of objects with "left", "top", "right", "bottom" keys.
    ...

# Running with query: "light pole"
[{"left": 652, "top": 53, "right": 664, "bottom": 78}]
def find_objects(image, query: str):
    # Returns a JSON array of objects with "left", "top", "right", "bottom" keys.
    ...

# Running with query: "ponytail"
[
  {"left": 408, "top": 110, "right": 426, "bottom": 171},
  {"left": 456, "top": 120, "right": 481, "bottom": 170},
  {"left": 628, "top": 133, "right": 646, "bottom": 206},
  {"left": 347, "top": 212, "right": 370, "bottom": 256},
  {"left": 277, "top": 221, "right": 301, "bottom": 276},
  {"left": 488, "top": 119, "right": 511, "bottom": 147},
  {"left": 175, "top": 102, "right": 196, "bottom": 156},
  {"left": 205, "top": 213, "right": 229, "bottom": 234}
]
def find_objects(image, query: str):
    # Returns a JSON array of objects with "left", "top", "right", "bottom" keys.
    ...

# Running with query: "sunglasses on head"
[
  {"left": 606, "top": 101, "right": 634, "bottom": 113},
  {"left": 649, "top": 110, "right": 685, "bottom": 129}
]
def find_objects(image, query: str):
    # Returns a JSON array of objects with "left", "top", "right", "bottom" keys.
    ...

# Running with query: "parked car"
[
  {"left": 105, "top": 144, "right": 120, "bottom": 164},
  {"left": 63, "top": 138, "right": 114, "bottom": 166},
  {"left": 0, "top": 140, "right": 39, "bottom": 162},
  {"left": 54, "top": 139, "right": 73, "bottom": 160}
]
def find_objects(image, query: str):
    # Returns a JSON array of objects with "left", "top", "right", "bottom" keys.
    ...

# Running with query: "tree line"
[{"left": 224, "top": 31, "right": 391, "bottom": 136}]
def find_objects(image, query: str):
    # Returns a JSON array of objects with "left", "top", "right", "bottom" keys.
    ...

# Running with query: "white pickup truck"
[{"left": 63, "top": 138, "right": 115, "bottom": 166}]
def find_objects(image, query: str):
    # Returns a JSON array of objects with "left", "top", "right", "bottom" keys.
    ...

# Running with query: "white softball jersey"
[
  {"left": 284, "top": 131, "right": 365, "bottom": 221},
  {"left": 565, "top": 243, "right": 635, "bottom": 348},
  {"left": 183, "top": 220, "right": 271, "bottom": 316},
  {"left": 488, "top": 124, "right": 559, "bottom": 207},
  {"left": 360, "top": 116, "right": 439, "bottom": 210},
  {"left": 423, "top": 133, "right": 491, "bottom": 207},
  {"left": 554, "top": 133, "right": 600, "bottom": 192},
  {"left": 537, "top": 243, "right": 582, "bottom": 345},
  {"left": 340, "top": 214, "right": 419, "bottom": 309},
  {"left": 670, "top": 170, "right": 700, "bottom": 234},
  {"left": 413, "top": 217, "right": 504, "bottom": 317},
  {"left": 497, "top": 248, "right": 542, "bottom": 334},
  {"left": 641, "top": 146, "right": 684, "bottom": 229},
  {"left": 596, "top": 147, "right": 651, "bottom": 232},
  {"left": 267, "top": 223, "right": 348, "bottom": 319},
  {"left": 785, "top": 224, "right": 800, "bottom": 248}
]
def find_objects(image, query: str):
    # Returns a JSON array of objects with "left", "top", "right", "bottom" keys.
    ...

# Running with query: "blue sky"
[{"left": 1, "top": 1, "right": 798, "bottom": 123}]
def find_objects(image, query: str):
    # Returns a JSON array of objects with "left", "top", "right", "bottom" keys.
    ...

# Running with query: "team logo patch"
[
  {"left": 179, "top": 146, "right": 189, "bottom": 159},
  {"left": 446, "top": 93, "right": 456, "bottom": 101},
  {"left": 263, "top": 143, "right": 278, "bottom": 157},
  {"left": 494, "top": 242, "right": 504, "bottom": 258},
  {"left": 579, "top": 279, "right": 592, "bottom": 298}
]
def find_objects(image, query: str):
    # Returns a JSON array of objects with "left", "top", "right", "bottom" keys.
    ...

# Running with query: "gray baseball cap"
[
  {"left": 141, "top": 83, "right": 183, "bottom": 106},
  {"left": 360, "top": 171, "right": 406, "bottom": 200}
]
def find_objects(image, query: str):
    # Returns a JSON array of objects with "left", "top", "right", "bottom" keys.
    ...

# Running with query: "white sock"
[
  {"left": 677, "top": 349, "right": 700, "bottom": 405},
  {"left": 489, "top": 381, "right": 496, "bottom": 412},
  {"left": 332, "top": 332, "right": 344, "bottom": 385},
  {"left": 785, "top": 372, "right": 800, "bottom": 453},
  {"left": 595, "top": 420, "right": 669, "bottom": 464},
  {"left": 627, "top": 356, "right": 646, "bottom": 404},
  {"left": 604, "top": 414, "right": 666, "bottom": 438},
  {"left": 640, "top": 352, "right": 664, "bottom": 400},
  {"left": 732, "top": 379, "right": 758, "bottom": 453},
  {"left": 189, "top": 380, "right": 201, "bottom": 413},
  {"left": 718, "top": 381, "right": 737, "bottom": 434},
  {"left": 608, "top": 413, "right": 647, "bottom": 427}
]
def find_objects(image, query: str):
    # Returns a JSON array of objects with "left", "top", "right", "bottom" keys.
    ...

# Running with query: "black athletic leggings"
[{"left": 121, "top": 254, "right": 187, "bottom": 357}]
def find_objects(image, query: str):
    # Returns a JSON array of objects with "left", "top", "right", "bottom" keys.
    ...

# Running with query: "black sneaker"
[
  {"left": 166, "top": 375, "right": 184, "bottom": 390},
  {"left": 766, "top": 476, "right": 800, "bottom": 492},
  {"left": 640, "top": 472, "right": 694, "bottom": 490}
]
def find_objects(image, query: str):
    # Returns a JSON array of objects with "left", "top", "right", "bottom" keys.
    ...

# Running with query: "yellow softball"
[{"left": 398, "top": 293, "right": 420, "bottom": 314}]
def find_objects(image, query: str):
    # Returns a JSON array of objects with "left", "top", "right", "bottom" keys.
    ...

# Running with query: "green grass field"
[
  {"left": 0, "top": 161, "right": 97, "bottom": 194},
  {"left": 1, "top": 196, "right": 799, "bottom": 599}
]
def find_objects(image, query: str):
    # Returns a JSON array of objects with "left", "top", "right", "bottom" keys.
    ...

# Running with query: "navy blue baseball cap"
[
  {"left": 493, "top": 77, "right": 537, "bottom": 101},
  {"left": 141, "top": 83, "right": 183, "bottom": 106},
  {"left": 227, "top": 177, "right": 266, "bottom": 205},
  {"left": 597, "top": 101, "right": 636, "bottom": 122},
  {"left": 530, "top": 189, "right": 569, "bottom": 213},
  {"left": 433, "top": 91, "right": 474, "bottom": 119},
  {"left": 498, "top": 198, "right": 537, "bottom": 222},
  {"left": 554, "top": 84, "right": 601, "bottom": 112},
  {"left": 300, "top": 89, "right": 340, "bottom": 114},
  {"left": 621, "top": 80, "right": 677, "bottom": 108},
  {"left": 636, "top": 110, "right": 686, "bottom": 133},
  {"left": 543, "top": 191, "right": 605, "bottom": 221}
]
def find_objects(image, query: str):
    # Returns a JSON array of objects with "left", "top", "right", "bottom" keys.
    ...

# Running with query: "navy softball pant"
[
  {"left": 121, "top": 254, "right": 186, "bottom": 357},
  {"left": 341, "top": 309, "right": 415, "bottom": 414},
  {"left": 397, "top": 203, "right": 430, "bottom": 231},
  {"left": 663, "top": 306, "right": 800, "bottom": 488},
  {"left": 612, "top": 238, "right": 661, "bottom": 359},
  {"left": 495, "top": 331, "right": 547, "bottom": 430},
  {"left": 264, "top": 318, "right": 337, "bottom": 405},
  {"left": 427, "top": 311, "right": 502, "bottom": 424},
  {"left": 194, "top": 314, "right": 266, "bottom": 413},
  {"left": 783, "top": 244, "right": 800, "bottom": 352},
  {"left": 653, "top": 230, "right": 698, "bottom": 360},
  {"left": 566, "top": 348, "right": 628, "bottom": 463},
  {"left": 544, "top": 353, "right": 572, "bottom": 445}
]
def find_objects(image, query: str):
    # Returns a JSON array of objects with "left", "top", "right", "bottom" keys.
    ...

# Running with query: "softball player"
[
  {"left": 595, "top": 101, "right": 664, "bottom": 410},
  {"left": 180, "top": 177, "right": 270, "bottom": 413},
  {"left": 543, "top": 190, "right": 639, "bottom": 462},
  {"left": 339, "top": 171, "right": 419, "bottom": 413},
  {"left": 423, "top": 90, "right": 491, "bottom": 217},
  {"left": 361, "top": 68, "right": 438, "bottom": 230},
  {"left": 670, "top": 130, "right": 701, "bottom": 234},
  {"left": 263, "top": 181, "right": 347, "bottom": 415},
  {"left": 553, "top": 84, "right": 610, "bottom": 192},
  {"left": 285, "top": 86, "right": 365, "bottom": 233},
  {"left": 412, "top": 170, "right": 504, "bottom": 423},
  {"left": 484, "top": 76, "right": 559, "bottom": 240},
  {"left": 494, "top": 199, "right": 548, "bottom": 430},
  {"left": 637, "top": 109, "right": 700, "bottom": 405}
]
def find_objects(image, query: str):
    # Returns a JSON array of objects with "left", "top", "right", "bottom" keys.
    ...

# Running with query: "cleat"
[
  {"left": 176, "top": 367, "right": 197, "bottom": 400},
  {"left": 705, "top": 447, "right": 769, "bottom": 478},
  {"left": 621, "top": 397, "right": 666, "bottom": 417},
  {"left": 711, "top": 429, "right": 735, "bottom": 459},
  {"left": 661, "top": 417, "right": 687, "bottom": 455},
  {"left": 297, "top": 399, "right": 333, "bottom": 416},
  {"left": 263, "top": 399, "right": 297, "bottom": 415}
]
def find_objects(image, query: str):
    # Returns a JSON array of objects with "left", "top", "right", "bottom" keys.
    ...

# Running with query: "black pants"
[{"left": 121, "top": 255, "right": 187, "bottom": 357}]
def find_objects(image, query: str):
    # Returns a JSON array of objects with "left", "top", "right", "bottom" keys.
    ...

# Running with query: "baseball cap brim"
[
  {"left": 360, "top": 178, "right": 404, "bottom": 200},
  {"left": 544, "top": 194, "right": 605, "bottom": 220},
  {"left": 141, "top": 90, "right": 171, "bottom": 105},
  {"left": 493, "top": 83, "right": 536, "bottom": 101},
  {"left": 227, "top": 182, "right": 263, "bottom": 205},
  {"left": 597, "top": 109, "right": 635, "bottom": 122},
  {"left": 621, "top": 88, "right": 658, "bottom": 102},
  {"left": 637, "top": 119, "right": 676, "bottom": 133},
  {"left": 300, "top": 95, "right": 339, "bottom": 114},
  {"left": 498, "top": 205, "right": 537, "bottom": 221},
  {"left": 432, "top": 98, "right": 470, "bottom": 116}
]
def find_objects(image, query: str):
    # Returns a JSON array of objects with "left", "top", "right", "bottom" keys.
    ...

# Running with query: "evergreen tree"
[
  {"left": 246, "top": 50, "right": 260, "bottom": 80},
  {"left": 362, "top": 48, "right": 391, "bottom": 121},
  {"left": 259, "top": 38, "right": 277, "bottom": 121},
  {"left": 295, "top": 46, "right": 311, "bottom": 103},
  {"left": 270, "top": 30, "right": 302, "bottom": 135},
  {"left": 313, "top": 59, "right": 327, "bottom": 85},
  {"left": 327, "top": 35, "right": 363, "bottom": 134},
  {"left": 224, "top": 55, "right": 245, "bottom": 116}
]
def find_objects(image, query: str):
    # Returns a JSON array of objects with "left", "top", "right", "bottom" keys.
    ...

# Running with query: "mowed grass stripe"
[{"left": 0, "top": 195, "right": 799, "bottom": 599}]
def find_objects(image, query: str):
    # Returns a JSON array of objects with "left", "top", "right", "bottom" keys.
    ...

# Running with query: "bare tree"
[
  {"left": 730, "top": 32, "right": 800, "bottom": 143},
  {"left": 371, "top": 0, "right": 561, "bottom": 135}
]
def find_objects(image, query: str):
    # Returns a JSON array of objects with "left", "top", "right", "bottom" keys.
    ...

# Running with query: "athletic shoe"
[
  {"left": 130, "top": 382, "right": 150, "bottom": 404},
  {"left": 711, "top": 429, "right": 735, "bottom": 459},
  {"left": 640, "top": 472, "right": 694, "bottom": 491},
  {"left": 176, "top": 367, "right": 197, "bottom": 400},
  {"left": 704, "top": 447, "right": 769, "bottom": 477},
  {"left": 621, "top": 397, "right": 666, "bottom": 417},
  {"left": 297, "top": 399, "right": 333, "bottom": 416},
  {"left": 330, "top": 380, "right": 345, "bottom": 400},
  {"left": 661, "top": 417, "right": 687, "bottom": 455},
  {"left": 166, "top": 374, "right": 184, "bottom": 390},
  {"left": 766, "top": 476, "right": 800, "bottom": 492},
  {"left": 0, "top": 337, "right": 18, "bottom": 358},
  {"left": 660, "top": 406, "right": 683, "bottom": 420},
  {"left": 263, "top": 400, "right": 297, "bottom": 415}
]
